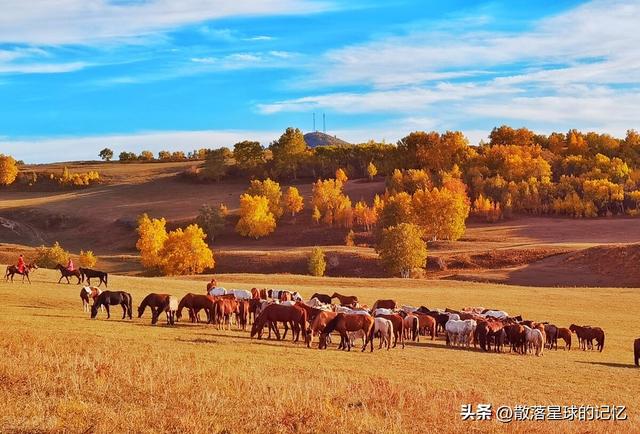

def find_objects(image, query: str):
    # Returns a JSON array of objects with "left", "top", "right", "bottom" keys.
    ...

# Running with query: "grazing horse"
[
  {"left": 374, "top": 313, "right": 405, "bottom": 349},
  {"left": 55, "top": 264, "right": 82, "bottom": 284},
  {"left": 177, "top": 293, "right": 215, "bottom": 323},
  {"left": 371, "top": 299, "right": 397, "bottom": 310},
  {"left": 306, "top": 310, "right": 338, "bottom": 348},
  {"left": 634, "top": 338, "right": 640, "bottom": 367},
  {"left": 91, "top": 290, "right": 132, "bottom": 319},
  {"left": 251, "top": 304, "right": 307, "bottom": 343},
  {"left": 80, "top": 286, "right": 102, "bottom": 313},
  {"left": 414, "top": 313, "right": 437, "bottom": 341},
  {"left": 569, "top": 324, "right": 605, "bottom": 352},
  {"left": 79, "top": 267, "right": 108, "bottom": 287},
  {"left": 526, "top": 328, "right": 544, "bottom": 356},
  {"left": 331, "top": 292, "right": 359, "bottom": 307},
  {"left": 557, "top": 327, "right": 572, "bottom": 350},
  {"left": 158, "top": 296, "right": 179, "bottom": 325},
  {"left": 213, "top": 298, "right": 238, "bottom": 330},
  {"left": 504, "top": 324, "right": 527, "bottom": 354},
  {"left": 374, "top": 317, "right": 394, "bottom": 350},
  {"left": 138, "top": 293, "right": 171, "bottom": 325},
  {"left": 5, "top": 263, "right": 38, "bottom": 283},
  {"left": 320, "top": 313, "right": 374, "bottom": 352}
]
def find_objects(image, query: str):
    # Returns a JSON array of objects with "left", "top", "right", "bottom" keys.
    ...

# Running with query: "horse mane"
[{"left": 323, "top": 313, "right": 344, "bottom": 335}]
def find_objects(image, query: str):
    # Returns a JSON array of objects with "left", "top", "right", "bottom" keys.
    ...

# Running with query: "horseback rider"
[
  {"left": 17, "top": 254, "right": 25, "bottom": 273},
  {"left": 66, "top": 257, "right": 75, "bottom": 272},
  {"left": 206, "top": 277, "right": 218, "bottom": 292}
]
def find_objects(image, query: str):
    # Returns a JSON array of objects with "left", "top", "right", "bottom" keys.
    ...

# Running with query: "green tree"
[
  {"left": 201, "top": 148, "right": 231, "bottom": 181},
  {"left": 376, "top": 223, "right": 427, "bottom": 278},
  {"left": 308, "top": 246, "right": 327, "bottom": 277},
  {"left": 196, "top": 204, "right": 227, "bottom": 242},
  {"left": 99, "top": 148, "right": 114, "bottom": 162},
  {"left": 269, "top": 127, "right": 308, "bottom": 179},
  {"left": 233, "top": 140, "right": 265, "bottom": 176},
  {"left": 119, "top": 151, "right": 137, "bottom": 162}
]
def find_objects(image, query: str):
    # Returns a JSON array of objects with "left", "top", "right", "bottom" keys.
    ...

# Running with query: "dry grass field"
[{"left": 1, "top": 267, "right": 638, "bottom": 433}]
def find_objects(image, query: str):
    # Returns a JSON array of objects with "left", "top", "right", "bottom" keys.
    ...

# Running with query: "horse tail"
[
  {"left": 635, "top": 339, "right": 640, "bottom": 366},
  {"left": 323, "top": 313, "right": 343, "bottom": 335},
  {"left": 104, "top": 273, "right": 108, "bottom": 287},
  {"left": 412, "top": 317, "right": 419, "bottom": 341},
  {"left": 599, "top": 332, "right": 605, "bottom": 352},
  {"left": 127, "top": 292, "right": 133, "bottom": 319}
]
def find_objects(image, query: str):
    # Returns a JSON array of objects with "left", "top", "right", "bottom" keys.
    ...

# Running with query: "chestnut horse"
[
  {"left": 91, "top": 290, "right": 132, "bottom": 320},
  {"left": 557, "top": 327, "right": 572, "bottom": 350},
  {"left": 5, "top": 263, "right": 38, "bottom": 283},
  {"left": 306, "top": 310, "right": 338, "bottom": 348},
  {"left": 138, "top": 293, "right": 170, "bottom": 325},
  {"left": 213, "top": 297, "right": 238, "bottom": 330},
  {"left": 413, "top": 313, "right": 436, "bottom": 340},
  {"left": 331, "top": 292, "right": 359, "bottom": 307},
  {"left": 237, "top": 299, "right": 250, "bottom": 330},
  {"left": 504, "top": 324, "right": 527, "bottom": 353},
  {"left": 80, "top": 286, "right": 102, "bottom": 313},
  {"left": 251, "top": 304, "right": 307, "bottom": 343},
  {"left": 55, "top": 264, "right": 82, "bottom": 284},
  {"left": 320, "top": 313, "right": 374, "bottom": 352},
  {"left": 371, "top": 299, "right": 397, "bottom": 310},
  {"left": 177, "top": 293, "right": 215, "bottom": 323}
]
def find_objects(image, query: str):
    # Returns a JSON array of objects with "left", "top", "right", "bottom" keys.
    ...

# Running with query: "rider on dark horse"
[
  {"left": 17, "top": 255, "right": 26, "bottom": 273},
  {"left": 66, "top": 258, "right": 75, "bottom": 272}
]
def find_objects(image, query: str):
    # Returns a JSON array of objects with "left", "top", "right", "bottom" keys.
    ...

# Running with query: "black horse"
[
  {"left": 5, "top": 263, "right": 38, "bottom": 283},
  {"left": 310, "top": 293, "right": 332, "bottom": 304},
  {"left": 56, "top": 264, "right": 82, "bottom": 284},
  {"left": 80, "top": 267, "right": 108, "bottom": 287},
  {"left": 91, "top": 290, "right": 133, "bottom": 319}
]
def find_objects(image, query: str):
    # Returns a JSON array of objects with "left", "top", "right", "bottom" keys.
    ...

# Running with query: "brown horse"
[
  {"left": 414, "top": 313, "right": 436, "bottom": 340},
  {"left": 634, "top": 338, "right": 640, "bottom": 366},
  {"left": 80, "top": 286, "right": 102, "bottom": 312},
  {"left": 544, "top": 324, "right": 559, "bottom": 350},
  {"left": 557, "top": 327, "right": 572, "bottom": 350},
  {"left": 320, "top": 313, "right": 374, "bottom": 352},
  {"left": 306, "top": 310, "right": 338, "bottom": 348},
  {"left": 371, "top": 299, "right": 397, "bottom": 310},
  {"left": 310, "top": 293, "right": 332, "bottom": 304},
  {"left": 250, "top": 288, "right": 261, "bottom": 300},
  {"left": 486, "top": 320, "right": 505, "bottom": 352},
  {"left": 5, "top": 263, "right": 38, "bottom": 283},
  {"left": 177, "top": 293, "right": 215, "bottom": 323},
  {"left": 504, "top": 324, "right": 527, "bottom": 353},
  {"left": 237, "top": 300, "right": 250, "bottom": 330},
  {"left": 295, "top": 302, "right": 325, "bottom": 322},
  {"left": 55, "top": 264, "right": 82, "bottom": 284},
  {"left": 569, "top": 324, "right": 605, "bottom": 351},
  {"left": 374, "top": 313, "right": 404, "bottom": 349},
  {"left": 213, "top": 297, "right": 238, "bottom": 330},
  {"left": 138, "top": 293, "right": 171, "bottom": 325},
  {"left": 251, "top": 304, "right": 307, "bottom": 342},
  {"left": 331, "top": 292, "right": 359, "bottom": 307}
]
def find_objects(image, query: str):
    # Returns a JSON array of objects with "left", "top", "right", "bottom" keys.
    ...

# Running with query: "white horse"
[
  {"left": 165, "top": 296, "right": 179, "bottom": 325},
  {"left": 484, "top": 310, "right": 509, "bottom": 320},
  {"left": 208, "top": 287, "right": 227, "bottom": 296},
  {"left": 374, "top": 317, "right": 394, "bottom": 350},
  {"left": 447, "top": 313, "right": 460, "bottom": 321},
  {"left": 230, "top": 289, "right": 252, "bottom": 300},
  {"left": 372, "top": 308, "right": 395, "bottom": 316},
  {"left": 305, "top": 298, "right": 332, "bottom": 311},
  {"left": 400, "top": 305, "right": 418, "bottom": 314},
  {"left": 526, "top": 328, "right": 544, "bottom": 356}
]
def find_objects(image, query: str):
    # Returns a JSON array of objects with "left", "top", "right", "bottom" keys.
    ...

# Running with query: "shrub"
[
  {"left": 35, "top": 242, "right": 70, "bottom": 269},
  {"left": 196, "top": 204, "right": 227, "bottom": 242},
  {"left": 308, "top": 246, "right": 326, "bottom": 277},
  {"left": 79, "top": 250, "right": 97, "bottom": 268},
  {"left": 0, "top": 154, "right": 19, "bottom": 186}
]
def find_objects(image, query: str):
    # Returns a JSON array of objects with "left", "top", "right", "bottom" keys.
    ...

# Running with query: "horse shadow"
[
  {"left": 174, "top": 337, "right": 219, "bottom": 345},
  {"left": 576, "top": 361, "right": 638, "bottom": 370}
]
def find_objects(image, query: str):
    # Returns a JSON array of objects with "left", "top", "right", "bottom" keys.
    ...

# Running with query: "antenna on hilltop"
[
  {"left": 323, "top": 113, "right": 326, "bottom": 134},
  {"left": 313, "top": 112, "right": 316, "bottom": 132}
]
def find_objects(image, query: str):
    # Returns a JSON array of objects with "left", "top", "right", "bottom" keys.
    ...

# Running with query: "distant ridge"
[{"left": 304, "top": 131, "right": 351, "bottom": 148}]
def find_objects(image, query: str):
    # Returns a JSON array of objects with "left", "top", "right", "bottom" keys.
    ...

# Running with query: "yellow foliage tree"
[
  {"left": 236, "top": 194, "right": 277, "bottom": 238},
  {"left": 367, "top": 162, "right": 378, "bottom": 181},
  {"left": 79, "top": 250, "right": 97, "bottom": 268},
  {"left": 284, "top": 186, "right": 304, "bottom": 216},
  {"left": 312, "top": 178, "right": 352, "bottom": 227},
  {"left": 412, "top": 187, "right": 470, "bottom": 241},
  {"left": 136, "top": 214, "right": 168, "bottom": 270},
  {"left": 0, "top": 154, "right": 19, "bottom": 186},
  {"left": 376, "top": 223, "right": 428, "bottom": 278},
  {"left": 312, "top": 206, "right": 321, "bottom": 224},
  {"left": 159, "top": 224, "right": 214, "bottom": 275},
  {"left": 335, "top": 168, "right": 348, "bottom": 184},
  {"left": 246, "top": 178, "right": 284, "bottom": 219}
]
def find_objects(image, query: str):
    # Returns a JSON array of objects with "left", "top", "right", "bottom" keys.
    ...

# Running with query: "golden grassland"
[{"left": 0, "top": 268, "right": 638, "bottom": 433}]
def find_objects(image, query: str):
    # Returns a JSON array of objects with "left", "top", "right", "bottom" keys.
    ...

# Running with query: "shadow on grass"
[{"left": 576, "top": 361, "right": 638, "bottom": 369}]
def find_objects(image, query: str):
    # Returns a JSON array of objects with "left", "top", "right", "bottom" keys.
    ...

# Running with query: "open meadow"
[{"left": 1, "top": 267, "right": 638, "bottom": 433}]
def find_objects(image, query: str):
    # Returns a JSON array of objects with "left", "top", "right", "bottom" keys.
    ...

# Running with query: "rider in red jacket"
[{"left": 17, "top": 255, "right": 25, "bottom": 273}]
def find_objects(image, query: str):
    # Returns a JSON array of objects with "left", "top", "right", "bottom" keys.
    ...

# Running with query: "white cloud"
[
  {"left": 1, "top": 129, "right": 283, "bottom": 164},
  {"left": 0, "top": 0, "right": 333, "bottom": 45}
]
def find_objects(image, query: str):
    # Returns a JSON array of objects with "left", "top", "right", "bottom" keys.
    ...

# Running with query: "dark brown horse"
[
  {"left": 177, "top": 293, "right": 215, "bottom": 323},
  {"left": 237, "top": 300, "right": 250, "bottom": 330},
  {"left": 570, "top": 324, "right": 605, "bottom": 351},
  {"left": 5, "top": 263, "right": 38, "bottom": 283},
  {"left": 251, "top": 304, "right": 307, "bottom": 342},
  {"left": 634, "top": 338, "right": 640, "bottom": 366},
  {"left": 310, "top": 293, "right": 332, "bottom": 304},
  {"left": 544, "top": 324, "right": 559, "bottom": 350},
  {"left": 79, "top": 267, "right": 108, "bottom": 287},
  {"left": 320, "top": 313, "right": 374, "bottom": 352},
  {"left": 557, "top": 327, "right": 572, "bottom": 350},
  {"left": 331, "top": 292, "right": 359, "bottom": 307},
  {"left": 91, "top": 290, "right": 132, "bottom": 320},
  {"left": 56, "top": 264, "right": 82, "bottom": 284},
  {"left": 138, "top": 293, "right": 170, "bottom": 325},
  {"left": 504, "top": 324, "right": 527, "bottom": 353}
]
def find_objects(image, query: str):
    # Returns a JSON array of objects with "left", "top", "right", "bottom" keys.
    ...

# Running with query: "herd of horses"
[{"left": 79, "top": 284, "right": 624, "bottom": 359}]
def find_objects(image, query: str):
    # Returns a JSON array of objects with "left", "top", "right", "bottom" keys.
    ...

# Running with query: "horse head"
[{"left": 90, "top": 303, "right": 99, "bottom": 319}]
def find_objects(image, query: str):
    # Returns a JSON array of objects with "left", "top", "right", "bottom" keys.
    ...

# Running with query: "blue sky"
[{"left": 0, "top": 0, "right": 637, "bottom": 163}]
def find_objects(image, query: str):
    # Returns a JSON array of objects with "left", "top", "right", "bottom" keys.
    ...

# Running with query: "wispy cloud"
[{"left": 0, "top": 0, "right": 334, "bottom": 45}]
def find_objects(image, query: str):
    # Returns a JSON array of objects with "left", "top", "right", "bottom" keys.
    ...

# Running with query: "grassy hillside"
[{"left": 0, "top": 268, "right": 638, "bottom": 433}]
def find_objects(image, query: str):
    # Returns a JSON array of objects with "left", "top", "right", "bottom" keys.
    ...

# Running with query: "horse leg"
[
  {"left": 105, "top": 304, "right": 111, "bottom": 319},
  {"left": 58, "top": 275, "right": 63, "bottom": 284},
  {"left": 122, "top": 303, "right": 127, "bottom": 320}
]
